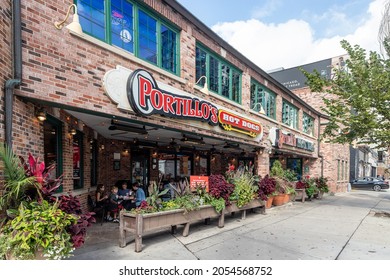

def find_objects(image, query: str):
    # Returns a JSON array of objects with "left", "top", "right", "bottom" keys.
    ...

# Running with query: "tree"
[{"left": 302, "top": 40, "right": 390, "bottom": 149}]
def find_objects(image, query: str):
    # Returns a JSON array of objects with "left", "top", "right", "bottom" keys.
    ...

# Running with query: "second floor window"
[
  {"left": 77, "top": 0, "right": 179, "bottom": 74},
  {"left": 282, "top": 100, "right": 298, "bottom": 129},
  {"left": 250, "top": 80, "right": 276, "bottom": 119},
  {"left": 196, "top": 45, "right": 241, "bottom": 103},
  {"left": 302, "top": 113, "right": 314, "bottom": 135}
]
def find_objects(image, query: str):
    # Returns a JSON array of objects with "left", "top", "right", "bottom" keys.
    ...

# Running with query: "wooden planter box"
[
  {"left": 119, "top": 199, "right": 266, "bottom": 252},
  {"left": 119, "top": 205, "right": 221, "bottom": 252},
  {"left": 221, "top": 199, "right": 265, "bottom": 226},
  {"left": 294, "top": 189, "right": 307, "bottom": 202}
]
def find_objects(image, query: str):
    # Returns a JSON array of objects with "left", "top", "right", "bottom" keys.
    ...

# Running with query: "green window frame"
[
  {"left": 303, "top": 113, "right": 314, "bottom": 135},
  {"left": 195, "top": 44, "right": 241, "bottom": 103},
  {"left": 73, "top": 130, "right": 84, "bottom": 190},
  {"left": 282, "top": 100, "right": 298, "bottom": 129},
  {"left": 250, "top": 79, "right": 276, "bottom": 119},
  {"left": 337, "top": 160, "right": 340, "bottom": 181},
  {"left": 77, "top": 0, "right": 180, "bottom": 75},
  {"left": 43, "top": 115, "right": 63, "bottom": 192}
]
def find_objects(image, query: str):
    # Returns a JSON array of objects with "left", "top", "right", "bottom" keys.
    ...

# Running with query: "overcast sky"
[{"left": 177, "top": 0, "right": 388, "bottom": 71}]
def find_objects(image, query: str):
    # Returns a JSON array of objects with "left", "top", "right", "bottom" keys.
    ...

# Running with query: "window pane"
[
  {"left": 111, "top": 1, "right": 134, "bottom": 53},
  {"left": 161, "top": 24, "right": 177, "bottom": 72},
  {"left": 221, "top": 63, "right": 230, "bottom": 97},
  {"left": 231, "top": 70, "right": 240, "bottom": 102},
  {"left": 138, "top": 10, "right": 157, "bottom": 64},
  {"left": 78, "top": 0, "right": 106, "bottom": 40},
  {"left": 209, "top": 56, "right": 219, "bottom": 92},
  {"left": 196, "top": 47, "right": 207, "bottom": 86}
]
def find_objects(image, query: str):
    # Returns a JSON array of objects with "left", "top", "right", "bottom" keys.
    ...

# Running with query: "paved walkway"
[{"left": 70, "top": 190, "right": 390, "bottom": 260}]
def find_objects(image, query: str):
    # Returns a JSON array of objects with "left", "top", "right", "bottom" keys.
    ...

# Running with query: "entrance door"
[{"left": 131, "top": 150, "right": 150, "bottom": 195}]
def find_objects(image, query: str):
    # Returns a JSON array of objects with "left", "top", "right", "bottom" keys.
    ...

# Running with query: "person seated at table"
[
  {"left": 95, "top": 183, "right": 108, "bottom": 208},
  {"left": 132, "top": 181, "right": 146, "bottom": 207},
  {"left": 118, "top": 181, "right": 135, "bottom": 210},
  {"left": 106, "top": 186, "right": 121, "bottom": 222}
]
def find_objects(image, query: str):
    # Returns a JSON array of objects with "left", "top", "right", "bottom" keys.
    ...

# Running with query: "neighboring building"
[
  {"left": 269, "top": 56, "right": 351, "bottom": 192},
  {"left": 1, "top": 0, "right": 325, "bottom": 210}
]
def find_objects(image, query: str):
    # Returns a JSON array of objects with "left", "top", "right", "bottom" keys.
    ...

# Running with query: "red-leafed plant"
[
  {"left": 209, "top": 174, "right": 235, "bottom": 206},
  {"left": 258, "top": 175, "right": 276, "bottom": 200},
  {"left": 295, "top": 180, "right": 307, "bottom": 189},
  {"left": 8, "top": 150, "right": 95, "bottom": 250}
]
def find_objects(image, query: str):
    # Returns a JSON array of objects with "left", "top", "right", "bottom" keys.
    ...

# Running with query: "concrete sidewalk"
[{"left": 70, "top": 190, "right": 390, "bottom": 260}]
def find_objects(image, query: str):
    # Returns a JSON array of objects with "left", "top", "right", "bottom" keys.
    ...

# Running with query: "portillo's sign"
[
  {"left": 128, "top": 69, "right": 219, "bottom": 126},
  {"left": 127, "top": 69, "right": 262, "bottom": 137}
]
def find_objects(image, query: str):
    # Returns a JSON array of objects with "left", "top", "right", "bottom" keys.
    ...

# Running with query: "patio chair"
[{"left": 88, "top": 194, "right": 106, "bottom": 226}]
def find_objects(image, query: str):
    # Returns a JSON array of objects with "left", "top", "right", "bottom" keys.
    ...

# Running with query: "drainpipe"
[
  {"left": 4, "top": 0, "right": 22, "bottom": 149},
  {"left": 318, "top": 116, "right": 324, "bottom": 177}
]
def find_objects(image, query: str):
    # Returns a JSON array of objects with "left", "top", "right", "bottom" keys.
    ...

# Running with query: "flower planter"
[
  {"left": 283, "top": 193, "right": 290, "bottom": 204},
  {"left": 265, "top": 196, "right": 274, "bottom": 208},
  {"left": 272, "top": 194, "right": 286, "bottom": 206},
  {"left": 119, "top": 199, "right": 266, "bottom": 252},
  {"left": 294, "top": 189, "right": 306, "bottom": 202},
  {"left": 223, "top": 199, "right": 265, "bottom": 221},
  {"left": 119, "top": 205, "right": 221, "bottom": 252}
]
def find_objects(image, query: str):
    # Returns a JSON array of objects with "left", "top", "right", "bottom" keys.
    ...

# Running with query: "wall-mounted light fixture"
[
  {"left": 36, "top": 108, "right": 46, "bottom": 122},
  {"left": 251, "top": 103, "right": 265, "bottom": 114},
  {"left": 54, "top": 4, "right": 83, "bottom": 34},
  {"left": 194, "top": 76, "right": 209, "bottom": 95},
  {"left": 69, "top": 128, "right": 77, "bottom": 136}
]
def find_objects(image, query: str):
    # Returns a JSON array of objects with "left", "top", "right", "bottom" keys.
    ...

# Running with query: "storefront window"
[
  {"left": 90, "top": 140, "right": 98, "bottom": 187},
  {"left": 195, "top": 45, "right": 241, "bottom": 103},
  {"left": 158, "top": 153, "right": 192, "bottom": 181},
  {"left": 77, "top": 0, "right": 179, "bottom": 74},
  {"left": 286, "top": 158, "right": 302, "bottom": 180},
  {"left": 303, "top": 113, "right": 314, "bottom": 135},
  {"left": 282, "top": 100, "right": 298, "bottom": 129},
  {"left": 250, "top": 79, "right": 276, "bottom": 119},
  {"left": 73, "top": 131, "right": 84, "bottom": 190},
  {"left": 43, "top": 115, "right": 63, "bottom": 192}
]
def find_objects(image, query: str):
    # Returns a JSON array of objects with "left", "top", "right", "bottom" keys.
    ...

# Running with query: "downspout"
[
  {"left": 4, "top": 0, "right": 22, "bottom": 149},
  {"left": 318, "top": 116, "right": 324, "bottom": 177}
]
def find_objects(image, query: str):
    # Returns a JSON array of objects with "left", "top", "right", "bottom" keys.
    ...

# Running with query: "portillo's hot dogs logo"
[
  {"left": 127, "top": 69, "right": 262, "bottom": 137},
  {"left": 127, "top": 69, "right": 219, "bottom": 126}
]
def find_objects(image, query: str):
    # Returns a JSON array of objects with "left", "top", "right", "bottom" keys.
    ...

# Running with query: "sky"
[{"left": 177, "top": 0, "right": 388, "bottom": 71}]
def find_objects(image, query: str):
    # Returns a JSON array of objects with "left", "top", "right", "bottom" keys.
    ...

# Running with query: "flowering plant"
[{"left": 257, "top": 175, "right": 276, "bottom": 200}]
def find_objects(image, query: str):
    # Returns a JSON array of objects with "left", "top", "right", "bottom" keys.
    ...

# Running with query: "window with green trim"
[
  {"left": 43, "top": 115, "right": 63, "bottom": 192},
  {"left": 250, "top": 80, "right": 276, "bottom": 119},
  {"left": 73, "top": 131, "right": 84, "bottom": 190},
  {"left": 195, "top": 45, "right": 241, "bottom": 103},
  {"left": 282, "top": 100, "right": 298, "bottom": 129},
  {"left": 302, "top": 113, "right": 314, "bottom": 135},
  {"left": 77, "top": 0, "right": 179, "bottom": 74}
]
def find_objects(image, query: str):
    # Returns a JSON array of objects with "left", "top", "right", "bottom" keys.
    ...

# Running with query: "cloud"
[
  {"left": 211, "top": 0, "right": 386, "bottom": 71},
  {"left": 251, "top": 0, "right": 283, "bottom": 19}
]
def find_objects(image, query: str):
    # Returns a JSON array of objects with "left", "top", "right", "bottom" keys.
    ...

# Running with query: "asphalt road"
[{"left": 71, "top": 189, "right": 390, "bottom": 260}]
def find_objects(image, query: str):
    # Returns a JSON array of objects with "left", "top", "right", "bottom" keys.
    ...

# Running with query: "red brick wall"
[
  {"left": 292, "top": 86, "right": 350, "bottom": 192},
  {"left": 1, "top": 0, "right": 325, "bottom": 200}
]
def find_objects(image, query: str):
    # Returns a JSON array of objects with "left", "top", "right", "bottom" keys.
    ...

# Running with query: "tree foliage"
[{"left": 302, "top": 40, "right": 390, "bottom": 149}]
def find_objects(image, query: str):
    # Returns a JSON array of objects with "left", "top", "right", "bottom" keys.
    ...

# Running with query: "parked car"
[{"left": 350, "top": 177, "right": 389, "bottom": 191}]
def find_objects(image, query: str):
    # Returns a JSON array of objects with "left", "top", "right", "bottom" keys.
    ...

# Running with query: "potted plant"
[
  {"left": 258, "top": 175, "right": 276, "bottom": 208},
  {"left": 0, "top": 200, "right": 77, "bottom": 260},
  {"left": 314, "top": 176, "right": 329, "bottom": 199},
  {"left": 0, "top": 144, "right": 95, "bottom": 259},
  {"left": 229, "top": 169, "right": 258, "bottom": 207},
  {"left": 303, "top": 177, "right": 318, "bottom": 200}
]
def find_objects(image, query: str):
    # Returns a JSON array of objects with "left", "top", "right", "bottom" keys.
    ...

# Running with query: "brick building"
[
  {"left": 1, "top": 0, "right": 326, "bottom": 209},
  {"left": 269, "top": 56, "right": 353, "bottom": 192}
]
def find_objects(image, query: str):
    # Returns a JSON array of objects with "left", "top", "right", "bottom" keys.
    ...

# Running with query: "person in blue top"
[{"left": 132, "top": 181, "right": 146, "bottom": 207}]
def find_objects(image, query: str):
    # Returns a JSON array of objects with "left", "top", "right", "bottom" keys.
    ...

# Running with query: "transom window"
[
  {"left": 282, "top": 100, "right": 298, "bottom": 129},
  {"left": 77, "top": 0, "right": 179, "bottom": 74},
  {"left": 195, "top": 45, "right": 241, "bottom": 103},
  {"left": 302, "top": 113, "right": 314, "bottom": 135},
  {"left": 250, "top": 80, "right": 276, "bottom": 119}
]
